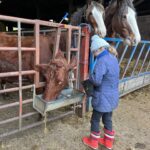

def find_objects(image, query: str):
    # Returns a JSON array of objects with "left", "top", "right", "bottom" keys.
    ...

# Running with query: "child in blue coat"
[{"left": 82, "top": 35, "right": 120, "bottom": 150}]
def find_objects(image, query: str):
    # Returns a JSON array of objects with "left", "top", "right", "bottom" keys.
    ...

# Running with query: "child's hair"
[{"left": 108, "top": 46, "right": 118, "bottom": 57}]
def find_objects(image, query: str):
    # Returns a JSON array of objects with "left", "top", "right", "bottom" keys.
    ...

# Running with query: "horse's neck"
[{"left": 70, "top": 5, "right": 87, "bottom": 26}]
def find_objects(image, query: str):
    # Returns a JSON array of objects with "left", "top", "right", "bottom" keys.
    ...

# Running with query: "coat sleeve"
[{"left": 89, "top": 60, "right": 107, "bottom": 86}]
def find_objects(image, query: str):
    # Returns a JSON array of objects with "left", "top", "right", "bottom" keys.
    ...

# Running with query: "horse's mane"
[{"left": 70, "top": 5, "right": 87, "bottom": 26}]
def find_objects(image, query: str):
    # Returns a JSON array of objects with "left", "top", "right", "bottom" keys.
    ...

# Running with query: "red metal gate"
[{"left": 0, "top": 15, "right": 87, "bottom": 138}]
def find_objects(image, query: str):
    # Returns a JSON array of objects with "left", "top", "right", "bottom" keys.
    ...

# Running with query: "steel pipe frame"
[
  {"left": 0, "top": 111, "right": 74, "bottom": 139},
  {"left": 0, "top": 111, "right": 37, "bottom": 126},
  {"left": 0, "top": 99, "right": 33, "bottom": 110},
  {"left": 0, "top": 70, "right": 36, "bottom": 78},
  {"left": 0, "top": 85, "right": 34, "bottom": 94},
  {"left": 0, "top": 47, "right": 36, "bottom": 51},
  {"left": 0, "top": 14, "right": 81, "bottom": 139}
]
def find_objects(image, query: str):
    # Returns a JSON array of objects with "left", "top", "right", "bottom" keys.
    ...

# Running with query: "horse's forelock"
[
  {"left": 117, "top": 0, "right": 135, "bottom": 11},
  {"left": 86, "top": 1, "right": 104, "bottom": 20},
  {"left": 91, "top": 1, "right": 104, "bottom": 13}
]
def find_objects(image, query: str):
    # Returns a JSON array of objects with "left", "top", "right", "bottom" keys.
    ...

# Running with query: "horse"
[
  {"left": 105, "top": 0, "right": 141, "bottom": 46},
  {"left": 70, "top": 0, "right": 106, "bottom": 37},
  {"left": 70, "top": 0, "right": 141, "bottom": 46}
]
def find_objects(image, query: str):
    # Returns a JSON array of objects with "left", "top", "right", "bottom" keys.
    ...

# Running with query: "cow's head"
[{"left": 36, "top": 51, "right": 77, "bottom": 101}]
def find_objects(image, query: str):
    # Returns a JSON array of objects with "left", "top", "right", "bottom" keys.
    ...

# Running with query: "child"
[{"left": 82, "top": 35, "right": 119, "bottom": 150}]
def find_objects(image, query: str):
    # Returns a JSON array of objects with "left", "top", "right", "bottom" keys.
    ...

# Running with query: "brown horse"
[
  {"left": 105, "top": 0, "right": 141, "bottom": 46},
  {"left": 70, "top": 0, "right": 106, "bottom": 37},
  {"left": 105, "top": 0, "right": 117, "bottom": 38},
  {"left": 71, "top": 0, "right": 141, "bottom": 46}
]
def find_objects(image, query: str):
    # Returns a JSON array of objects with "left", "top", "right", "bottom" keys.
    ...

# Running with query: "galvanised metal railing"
[{"left": 89, "top": 37, "right": 150, "bottom": 97}]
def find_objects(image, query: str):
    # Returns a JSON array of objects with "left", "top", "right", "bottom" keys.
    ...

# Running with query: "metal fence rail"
[{"left": 0, "top": 15, "right": 82, "bottom": 139}]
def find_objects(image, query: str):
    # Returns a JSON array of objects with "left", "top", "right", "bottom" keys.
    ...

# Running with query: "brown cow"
[
  {"left": 36, "top": 51, "right": 77, "bottom": 101},
  {"left": 0, "top": 32, "right": 64, "bottom": 87}
]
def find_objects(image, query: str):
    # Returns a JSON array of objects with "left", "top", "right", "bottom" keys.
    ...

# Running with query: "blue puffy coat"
[{"left": 89, "top": 50, "right": 120, "bottom": 112}]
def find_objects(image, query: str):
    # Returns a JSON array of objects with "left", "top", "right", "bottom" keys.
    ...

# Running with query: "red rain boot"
[
  {"left": 99, "top": 128, "right": 115, "bottom": 150},
  {"left": 82, "top": 131, "right": 100, "bottom": 150}
]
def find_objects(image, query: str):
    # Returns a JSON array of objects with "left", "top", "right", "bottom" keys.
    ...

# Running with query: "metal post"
[
  {"left": 119, "top": 45, "right": 128, "bottom": 65},
  {"left": 115, "top": 41, "right": 120, "bottom": 49},
  {"left": 138, "top": 47, "right": 150, "bottom": 74},
  {"left": 131, "top": 44, "right": 145, "bottom": 76},
  {"left": 53, "top": 28, "right": 61, "bottom": 58},
  {"left": 17, "top": 21, "right": 23, "bottom": 130},
  {"left": 122, "top": 46, "right": 137, "bottom": 79},
  {"left": 34, "top": 21, "right": 40, "bottom": 87},
  {"left": 146, "top": 60, "right": 150, "bottom": 72},
  {"left": 76, "top": 28, "right": 81, "bottom": 89}
]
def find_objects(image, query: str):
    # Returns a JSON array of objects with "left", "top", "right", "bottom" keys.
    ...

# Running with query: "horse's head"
[
  {"left": 112, "top": 0, "right": 141, "bottom": 46},
  {"left": 86, "top": 1, "right": 106, "bottom": 37}
]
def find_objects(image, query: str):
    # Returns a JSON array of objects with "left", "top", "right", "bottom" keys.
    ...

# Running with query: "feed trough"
[{"left": 33, "top": 88, "right": 85, "bottom": 116}]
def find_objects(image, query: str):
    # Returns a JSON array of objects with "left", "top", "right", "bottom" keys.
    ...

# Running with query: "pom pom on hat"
[{"left": 90, "top": 35, "right": 110, "bottom": 52}]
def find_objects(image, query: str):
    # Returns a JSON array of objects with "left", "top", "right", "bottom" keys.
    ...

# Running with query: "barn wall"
[{"left": 137, "top": 15, "right": 150, "bottom": 40}]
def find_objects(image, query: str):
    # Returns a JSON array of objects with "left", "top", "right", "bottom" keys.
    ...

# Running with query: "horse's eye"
[{"left": 123, "top": 15, "right": 127, "bottom": 19}]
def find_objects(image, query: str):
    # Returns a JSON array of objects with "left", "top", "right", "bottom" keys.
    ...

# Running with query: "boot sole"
[
  {"left": 100, "top": 144, "right": 112, "bottom": 150},
  {"left": 82, "top": 140, "right": 98, "bottom": 150}
]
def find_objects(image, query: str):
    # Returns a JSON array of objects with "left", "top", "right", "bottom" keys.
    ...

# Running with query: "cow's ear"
[
  {"left": 35, "top": 64, "right": 49, "bottom": 75},
  {"left": 67, "top": 56, "right": 77, "bottom": 70}
]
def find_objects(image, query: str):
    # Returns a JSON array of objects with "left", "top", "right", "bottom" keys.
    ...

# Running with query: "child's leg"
[
  {"left": 82, "top": 109, "right": 103, "bottom": 149},
  {"left": 102, "top": 112, "right": 113, "bottom": 131},
  {"left": 91, "top": 109, "right": 103, "bottom": 132},
  {"left": 100, "top": 112, "right": 114, "bottom": 149}
]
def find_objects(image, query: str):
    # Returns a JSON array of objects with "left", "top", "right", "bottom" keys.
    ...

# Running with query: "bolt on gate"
[{"left": 0, "top": 15, "right": 84, "bottom": 138}]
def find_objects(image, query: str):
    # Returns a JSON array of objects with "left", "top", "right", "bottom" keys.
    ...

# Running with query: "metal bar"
[
  {"left": 70, "top": 48, "right": 79, "bottom": 51},
  {"left": 0, "top": 70, "right": 36, "bottom": 78},
  {"left": 0, "top": 15, "right": 36, "bottom": 24},
  {"left": 122, "top": 46, "right": 137, "bottom": 79},
  {"left": 0, "top": 112, "right": 37, "bottom": 126},
  {"left": 53, "top": 28, "right": 61, "bottom": 58},
  {"left": 131, "top": 44, "right": 146, "bottom": 76},
  {"left": 35, "top": 19, "right": 63, "bottom": 28},
  {"left": 0, "top": 47, "right": 36, "bottom": 51},
  {"left": 70, "top": 26, "right": 81, "bottom": 30},
  {"left": 18, "top": 21, "right": 23, "bottom": 130},
  {"left": 115, "top": 41, "right": 120, "bottom": 49},
  {"left": 0, "top": 99, "right": 33, "bottom": 110},
  {"left": 67, "top": 28, "right": 71, "bottom": 63},
  {"left": 34, "top": 22, "right": 40, "bottom": 87},
  {"left": 119, "top": 45, "right": 128, "bottom": 65},
  {"left": 105, "top": 37, "right": 150, "bottom": 44},
  {"left": 76, "top": 28, "right": 81, "bottom": 89},
  {"left": 36, "top": 82, "right": 45, "bottom": 88},
  {"left": 138, "top": 47, "right": 150, "bottom": 74},
  {"left": 0, "top": 111, "right": 74, "bottom": 139},
  {"left": 0, "top": 85, "right": 34, "bottom": 94},
  {"left": 146, "top": 60, "right": 150, "bottom": 72}
]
